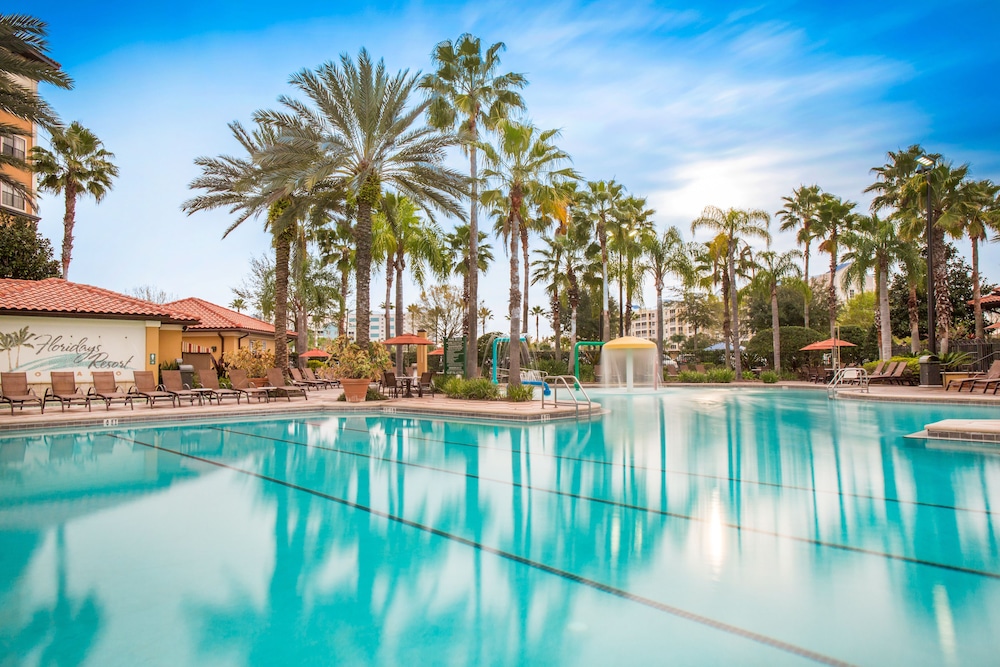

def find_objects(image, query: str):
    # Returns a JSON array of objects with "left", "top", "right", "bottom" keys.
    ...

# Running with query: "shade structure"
[
  {"left": 602, "top": 336, "right": 656, "bottom": 350},
  {"left": 428, "top": 348, "right": 443, "bottom": 356},
  {"left": 299, "top": 348, "right": 330, "bottom": 359},
  {"left": 705, "top": 341, "right": 744, "bottom": 352},
  {"left": 381, "top": 334, "right": 435, "bottom": 346},
  {"left": 800, "top": 337, "right": 857, "bottom": 351}
]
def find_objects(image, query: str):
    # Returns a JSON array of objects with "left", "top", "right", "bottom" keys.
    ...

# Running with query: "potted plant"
[
  {"left": 938, "top": 350, "right": 974, "bottom": 387},
  {"left": 222, "top": 348, "right": 275, "bottom": 387},
  {"left": 327, "top": 337, "right": 392, "bottom": 402}
]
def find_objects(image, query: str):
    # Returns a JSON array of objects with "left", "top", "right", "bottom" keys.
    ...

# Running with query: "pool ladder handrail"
[
  {"left": 542, "top": 375, "right": 594, "bottom": 418},
  {"left": 827, "top": 366, "right": 869, "bottom": 397}
]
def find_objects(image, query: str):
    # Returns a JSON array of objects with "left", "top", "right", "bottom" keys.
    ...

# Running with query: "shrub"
[
  {"left": 760, "top": 370, "right": 779, "bottom": 384},
  {"left": 742, "top": 371, "right": 757, "bottom": 381},
  {"left": 442, "top": 377, "right": 501, "bottom": 400},
  {"left": 706, "top": 369, "right": 735, "bottom": 383},
  {"left": 326, "top": 336, "right": 392, "bottom": 380},
  {"left": 579, "top": 363, "right": 596, "bottom": 383},
  {"left": 223, "top": 348, "right": 275, "bottom": 378},
  {"left": 678, "top": 370, "right": 706, "bottom": 383},
  {"left": 746, "top": 326, "right": 825, "bottom": 371},
  {"left": 506, "top": 384, "right": 534, "bottom": 402},
  {"left": 307, "top": 359, "right": 325, "bottom": 370},
  {"left": 534, "top": 358, "right": 568, "bottom": 377}
]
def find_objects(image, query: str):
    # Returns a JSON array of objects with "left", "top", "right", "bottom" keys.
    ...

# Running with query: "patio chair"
[
  {"left": 227, "top": 369, "right": 270, "bottom": 403},
  {"left": 304, "top": 367, "right": 338, "bottom": 388},
  {"left": 289, "top": 367, "right": 322, "bottom": 391},
  {"left": 265, "top": 368, "right": 308, "bottom": 401},
  {"left": 160, "top": 370, "right": 203, "bottom": 406},
  {"left": 418, "top": 371, "right": 436, "bottom": 398},
  {"left": 1, "top": 372, "right": 44, "bottom": 415},
  {"left": 948, "top": 360, "right": 1000, "bottom": 392},
  {"left": 382, "top": 371, "right": 400, "bottom": 398},
  {"left": 44, "top": 371, "right": 91, "bottom": 412},
  {"left": 89, "top": 371, "right": 135, "bottom": 410},
  {"left": 196, "top": 371, "right": 243, "bottom": 404},
  {"left": 868, "top": 361, "right": 886, "bottom": 378},
  {"left": 129, "top": 371, "right": 177, "bottom": 408},
  {"left": 694, "top": 364, "right": 707, "bottom": 374},
  {"left": 867, "top": 361, "right": 900, "bottom": 384}
]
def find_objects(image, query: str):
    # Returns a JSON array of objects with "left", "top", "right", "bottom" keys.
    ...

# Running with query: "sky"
[{"left": 13, "top": 0, "right": 1000, "bottom": 336}]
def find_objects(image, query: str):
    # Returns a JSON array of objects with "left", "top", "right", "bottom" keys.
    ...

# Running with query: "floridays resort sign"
[{"left": 0, "top": 317, "right": 144, "bottom": 381}]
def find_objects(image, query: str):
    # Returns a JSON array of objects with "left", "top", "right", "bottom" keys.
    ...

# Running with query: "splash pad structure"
[
  {"left": 601, "top": 336, "right": 658, "bottom": 391},
  {"left": 487, "top": 335, "right": 551, "bottom": 396}
]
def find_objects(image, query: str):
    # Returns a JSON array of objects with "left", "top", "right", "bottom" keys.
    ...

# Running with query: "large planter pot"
[{"left": 340, "top": 378, "right": 371, "bottom": 403}]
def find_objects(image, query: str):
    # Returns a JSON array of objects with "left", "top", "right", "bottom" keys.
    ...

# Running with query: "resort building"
[
  {"left": 0, "top": 278, "right": 197, "bottom": 390},
  {"left": 811, "top": 261, "right": 875, "bottom": 303},
  {"left": 326, "top": 311, "right": 414, "bottom": 341},
  {"left": 631, "top": 301, "right": 698, "bottom": 342}
]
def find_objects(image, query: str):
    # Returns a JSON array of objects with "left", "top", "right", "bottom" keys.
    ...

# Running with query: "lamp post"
[{"left": 916, "top": 154, "right": 936, "bottom": 355}]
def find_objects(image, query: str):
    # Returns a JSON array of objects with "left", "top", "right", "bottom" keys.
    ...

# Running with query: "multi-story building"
[
  {"left": 631, "top": 300, "right": 698, "bottom": 342},
  {"left": 324, "top": 311, "right": 414, "bottom": 341},
  {"left": 812, "top": 261, "right": 875, "bottom": 303},
  {"left": 0, "top": 47, "right": 60, "bottom": 220}
]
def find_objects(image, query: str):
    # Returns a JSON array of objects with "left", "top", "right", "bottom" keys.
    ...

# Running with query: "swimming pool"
[{"left": 1, "top": 388, "right": 998, "bottom": 665}]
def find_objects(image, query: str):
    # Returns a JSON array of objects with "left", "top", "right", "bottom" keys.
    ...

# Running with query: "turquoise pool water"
[{"left": 1, "top": 388, "right": 999, "bottom": 665}]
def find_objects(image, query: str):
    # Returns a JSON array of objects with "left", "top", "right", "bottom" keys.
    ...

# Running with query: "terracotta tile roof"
[
  {"left": 971, "top": 288, "right": 1000, "bottom": 308},
  {"left": 164, "top": 297, "right": 292, "bottom": 335},
  {"left": 0, "top": 278, "right": 198, "bottom": 324}
]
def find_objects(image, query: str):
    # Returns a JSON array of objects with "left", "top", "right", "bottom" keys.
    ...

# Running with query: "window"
[
  {"left": 1, "top": 135, "right": 26, "bottom": 161},
  {"left": 0, "top": 182, "right": 26, "bottom": 211}
]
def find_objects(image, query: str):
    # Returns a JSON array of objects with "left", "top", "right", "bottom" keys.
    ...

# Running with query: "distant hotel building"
[
  {"left": 324, "top": 312, "right": 414, "bottom": 341},
  {"left": 812, "top": 261, "right": 875, "bottom": 303},
  {"left": 631, "top": 300, "right": 698, "bottom": 342}
]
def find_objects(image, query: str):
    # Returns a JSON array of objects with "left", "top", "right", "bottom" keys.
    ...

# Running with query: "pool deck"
[{"left": 2, "top": 381, "right": 997, "bottom": 443}]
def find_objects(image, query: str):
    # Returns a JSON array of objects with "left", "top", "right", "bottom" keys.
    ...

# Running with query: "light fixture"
[{"left": 916, "top": 155, "right": 935, "bottom": 168}]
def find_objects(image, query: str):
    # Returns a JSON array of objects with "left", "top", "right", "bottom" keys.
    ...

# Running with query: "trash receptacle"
[
  {"left": 178, "top": 364, "right": 196, "bottom": 388},
  {"left": 918, "top": 355, "right": 941, "bottom": 387}
]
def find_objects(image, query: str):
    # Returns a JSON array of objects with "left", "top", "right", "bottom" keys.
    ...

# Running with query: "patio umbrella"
[
  {"left": 299, "top": 348, "right": 330, "bottom": 360},
  {"left": 428, "top": 348, "right": 443, "bottom": 356},
  {"left": 799, "top": 338, "right": 857, "bottom": 351},
  {"left": 381, "top": 334, "right": 435, "bottom": 346}
]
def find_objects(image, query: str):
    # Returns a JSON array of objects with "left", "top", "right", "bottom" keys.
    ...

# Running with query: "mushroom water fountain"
[{"left": 601, "top": 336, "right": 658, "bottom": 391}]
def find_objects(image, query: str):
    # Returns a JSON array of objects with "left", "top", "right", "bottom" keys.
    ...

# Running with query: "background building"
[{"left": 631, "top": 300, "right": 698, "bottom": 342}]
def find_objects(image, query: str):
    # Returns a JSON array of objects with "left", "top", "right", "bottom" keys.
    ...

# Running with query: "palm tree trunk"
[
  {"left": 395, "top": 252, "right": 405, "bottom": 374},
  {"left": 828, "top": 238, "right": 837, "bottom": 340},
  {"left": 355, "top": 199, "right": 374, "bottom": 346},
  {"left": 655, "top": 283, "right": 664, "bottom": 381},
  {"left": 274, "top": 230, "right": 291, "bottom": 374},
  {"left": 771, "top": 283, "right": 781, "bottom": 373},
  {"left": 972, "top": 237, "right": 983, "bottom": 340},
  {"left": 803, "top": 241, "right": 810, "bottom": 329},
  {"left": 466, "top": 144, "right": 480, "bottom": 378},
  {"left": 908, "top": 284, "right": 920, "bottom": 353},
  {"left": 722, "top": 274, "right": 732, "bottom": 370},
  {"left": 729, "top": 241, "right": 742, "bottom": 378},
  {"left": 508, "top": 203, "right": 522, "bottom": 387},
  {"left": 521, "top": 226, "right": 529, "bottom": 334},
  {"left": 385, "top": 255, "right": 396, "bottom": 371},
  {"left": 878, "top": 259, "right": 891, "bottom": 360},
  {"left": 932, "top": 226, "right": 950, "bottom": 353},
  {"left": 296, "top": 306, "right": 307, "bottom": 368},
  {"left": 600, "top": 216, "right": 610, "bottom": 342},
  {"left": 61, "top": 183, "right": 77, "bottom": 279},
  {"left": 550, "top": 290, "right": 561, "bottom": 364},
  {"left": 618, "top": 253, "right": 624, "bottom": 338},
  {"left": 338, "top": 265, "right": 349, "bottom": 337}
]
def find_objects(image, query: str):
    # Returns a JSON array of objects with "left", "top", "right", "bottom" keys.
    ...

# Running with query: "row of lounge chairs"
[
  {"left": 0, "top": 366, "right": 332, "bottom": 415},
  {"left": 946, "top": 360, "right": 1000, "bottom": 394}
]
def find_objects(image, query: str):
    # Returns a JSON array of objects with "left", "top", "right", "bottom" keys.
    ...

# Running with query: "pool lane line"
[
  {"left": 106, "top": 432, "right": 854, "bottom": 667},
  {"left": 213, "top": 426, "right": 1000, "bottom": 582},
  {"left": 302, "top": 421, "right": 997, "bottom": 518}
]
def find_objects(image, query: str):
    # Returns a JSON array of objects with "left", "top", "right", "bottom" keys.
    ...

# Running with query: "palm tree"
[
  {"left": 478, "top": 303, "right": 492, "bottom": 334},
  {"left": 445, "top": 222, "right": 494, "bottom": 336},
  {"left": 580, "top": 180, "right": 624, "bottom": 341},
  {"left": 749, "top": 250, "right": 801, "bottom": 373},
  {"left": 0, "top": 14, "right": 72, "bottom": 198},
  {"left": 31, "top": 122, "right": 118, "bottom": 279},
  {"left": 560, "top": 220, "right": 600, "bottom": 352},
  {"left": 529, "top": 305, "right": 545, "bottom": 344},
  {"left": 256, "top": 49, "right": 466, "bottom": 346},
  {"left": 643, "top": 226, "right": 692, "bottom": 376},
  {"left": 952, "top": 179, "right": 1000, "bottom": 340},
  {"left": 422, "top": 34, "right": 526, "bottom": 376},
  {"left": 841, "top": 213, "right": 906, "bottom": 360},
  {"left": 230, "top": 297, "right": 247, "bottom": 313},
  {"left": 531, "top": 234, "right": 565, "bottom": 362},
  {"left": 813, "top": 193, "right": 857, "bottom": 339},
  {"left": 776, "top": 184, "right": 822, "bottom": 328},
  {"left": 691, "top": 206, "right": 771, "bottom": 378},
  {"left": 693, "top": 234, "right": 731, "bottom": 362},
  {"left": 478, "top": 121, "right": 577, "bottom": 386},
  {"left": 612, "top": 195, "right": 655, "bottom": 335}
]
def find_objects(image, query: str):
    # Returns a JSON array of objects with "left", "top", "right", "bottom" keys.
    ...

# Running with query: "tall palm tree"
[
  {"left": 612, "top": 195, "right": 655, "bottom": 335},
  {"left": 643, "top": 226, "right": 692, "bottom": 376},
  {"left": 256, "top": 49, "right": 466, "bottom": 345},
  {"left": 31, "top": 122, "right": 118, "bottom": 279},
  {"left": 952, "top": 179, "right": 1000, "bottom": 340},
  {"left": 478, "top": 121, "right": 577, "bottom": 386},
  {"left": 478, "top": 303, "right": 492, "bottom": 334},
  {"left": 0, "top": 14, "right": 72, "bottom": 198},
  {"left": 693, "top": 234, "right": 731, "bottom": 362},
  {"left": 776, "top": 184, "right": 822, "bottom": 328},
  {"left": 560, "top": 219, "right": 600, "bottom": 351},
  {"left": 749, "top": 250, "right": 801, "bottom": 373},
  {"left": 812, "top": 193, "right": 857, "bottom": 339},
  {"left": 531, "top": 234, "right": 565, "bottom": 362},
  {"left": 580, "top": 180, "right": 624, "bottom": 342},
  {"left": 445, "top": 222, "right": 494, "bottom": 335},
  {"left": 691, "top": 206, "right": 771, "bottom": 378},
  {"left": 421, "top": 34, "right": 526, "bottom": 376},
  {"left": 529, "top": 305, "right": 545, "bottom": 344}
]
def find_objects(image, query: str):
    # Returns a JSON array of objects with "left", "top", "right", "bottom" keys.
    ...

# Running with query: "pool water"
[{"left": 1, "top": 388, "right": 999, "bottom": 666}]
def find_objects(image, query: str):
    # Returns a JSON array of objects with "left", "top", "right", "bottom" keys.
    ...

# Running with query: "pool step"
[{"left": 921, "top": 419, "right": 1000, "bottom": 444}]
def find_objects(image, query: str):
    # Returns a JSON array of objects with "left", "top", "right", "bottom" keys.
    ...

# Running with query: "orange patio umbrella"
[
  {"left": 381, "top": 334, "right": 435, "bottom": 346},
  {"left": 299, "top": 348, "right": 330, "bottom": 359},
  {"left": 428, "top": 348, "right": 443, "bottom": 356},
  {"left": 799, "top": 337, "right": 857, "bottom": 351}
]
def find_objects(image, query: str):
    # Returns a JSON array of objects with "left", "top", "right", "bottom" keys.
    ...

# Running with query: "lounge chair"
[
  {"left": 89, "top": 371, "right": 135, "bottom": 410},
  {"left": 265, "top": 368, "right": 308, "bottom": 401},
  {"left": 304, "top": 367, "right": 337, "bottom": 388},
  {"left": 418, "top": 371, "right": 436, "bottom": 398},
  {"left": 1, "top": 372, "right": 44, "bottom": 415},
  {"left": 227, "top": 369, "right": 270, "bottom": 403},
  {"left": 868, "top": 361, "right": 901, "bottom": 384},
  {"left": 129, "top": 371, "right": 177, "bottom": 408},
  {"left": 196, "top": 371, "right": 243, "bottom": 404},
  {"left": 868, "top": 361, "right": 886, "bottom": 378},
  {"left": 160, "top": 370, "right": 203, "bottom": 406},
  {"left": 948, "top": 360, "right": 1000, "bottom": 392},
  {"left": 44, "top": 371, "right": 91, "bottom": 412},
  {"left": 288, "top": 367, "right": 321, "bottom": 391}
]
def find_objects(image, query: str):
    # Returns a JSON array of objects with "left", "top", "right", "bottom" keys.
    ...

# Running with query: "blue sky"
[{"left": 15, "top": 1, "right": 1000, "bottom": 334}]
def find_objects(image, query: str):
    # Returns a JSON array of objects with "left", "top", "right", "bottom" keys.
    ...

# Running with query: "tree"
[
  {"left": 529, "top": 305, "right": 545, "bottom": 344},
  {"left": 412, "top": 284, "right": 465, "bottom": 342},
  {"left": 126, "top": 285, "right": 172, "bottom": 304},
  {"left": 422, "top": 34, "right": 526, "bottom": 376},
  {"left": 0, "top": 212, "right": 59, "bottom": 279},
  {"left": 748, "top": 250, "right": 801, "bottom": 373},
  {"left": 952, "top": 179, "right": 1000, "bottom": 340},
  {"left": 642, "top": 226, "right": 691, "bottom": 375},
  {"left": 0, "top": 14, "right": 72, "bottom": 198},
  {"left": 678, "top": 289, "right": 718, "bottom": 340},
  {"left": 258, "top": 49, "right": 466, "bottom": 346},
  {"left": 612, "top": 195, "right": 655, "bottom": 336},
  {"left": 478, "top": 303, "right": 492, "bottom": 335},
  {"left": 580, "top": 180, "right": 624, "bottom": 341},
  {"left": 691, "top": 206, "right": 771, "bottom": 378},
  {"left": 31, "top": 121, "right": 119, "bottom": 279},
  {"left": 531, "top": 233, "right": 565, "bottom": 362},
  {"left": 812, "top": 193, "right": 856, "bottom": 339},
  {"left": 776, "top": 184, "right": 822, "bottom": 328},
  {"left": 478, "top": 121, "right": 577, "bottom": 386},
  {"left": 445, "top": 222, "right": 494, "bottom": 336},
  {"left": 230, "top": 297, "right": 246, "bottom": 313}
]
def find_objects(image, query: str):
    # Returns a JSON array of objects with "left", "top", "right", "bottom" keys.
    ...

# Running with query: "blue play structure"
[{"left": 490, "top": 335, "right": 551, "bottom": 396}]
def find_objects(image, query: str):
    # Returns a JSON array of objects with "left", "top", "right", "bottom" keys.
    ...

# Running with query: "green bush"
[
  {"left": 506, "top": 384, "right": 535, "bottom": 402},
  {"left": 307, "top": 359, "right": 325, "bottom": 370},
  {"left": 442, "top": 377, "right": 501, "bottom": 400},
  {"left": 760, "top": 370, "right": 779, "bottom": 384},
  {"left": 746, "top": 326, "right": 825, "bottom": 370},
  {"left": 707, "top": 369, "right": 736, "bottom": 383},
  {"left": 337, "top": 388, "right": 388, "bottom": 401},
  {"left": 579, "top": 363, "right": 596, "bottom": 383},
  {"left": 678, "top": 370, "right": 706, "bottom": 383},
  {"left": 742, "top": 371, "right": 757, "bottom": 381},
  {"left": 534, "top": 358, "right": 568, "bottom": 377}
]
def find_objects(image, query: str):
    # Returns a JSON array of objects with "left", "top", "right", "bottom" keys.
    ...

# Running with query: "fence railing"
[{"left": 951, "top": 341, "right": 1000, "bottom": 372}]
